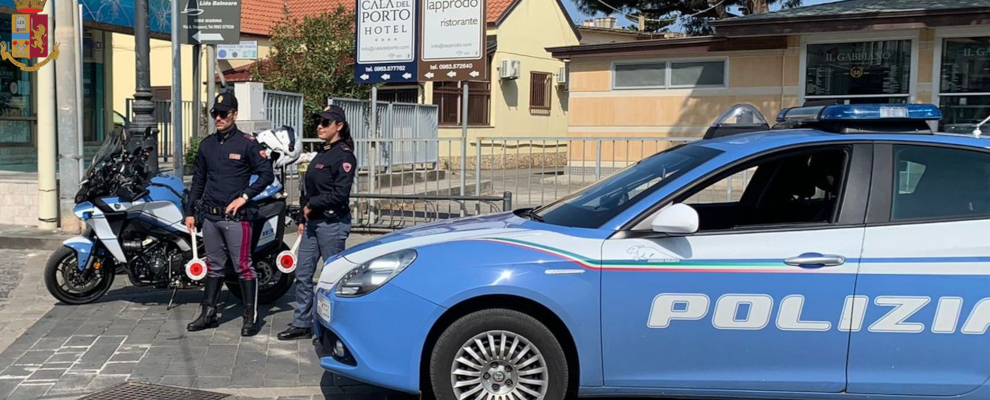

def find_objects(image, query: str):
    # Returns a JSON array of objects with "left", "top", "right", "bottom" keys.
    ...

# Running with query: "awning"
[{"left": 0, "top": 0, "right": 171, "bottom": 35}]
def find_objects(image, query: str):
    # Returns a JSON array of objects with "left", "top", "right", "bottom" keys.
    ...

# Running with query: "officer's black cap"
[
  {"left": 212, "top": 92, "right": 238, "bottom": 113},
  {"left": 314, "top": 105, "right": 346, "bottom": 123}
]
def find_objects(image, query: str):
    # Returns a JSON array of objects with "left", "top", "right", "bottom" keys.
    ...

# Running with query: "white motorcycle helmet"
[{"left": 256, "top": 126, "right": 301, "bottom": 168}]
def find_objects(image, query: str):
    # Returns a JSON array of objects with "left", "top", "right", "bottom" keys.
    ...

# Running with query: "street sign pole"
[
  {"left": 370, "top": 85, "right": 378, "bottom": 196},
  {"left": 207, "top": 45, "right": 216, "bottom": 132},
  {"left": 172, "top": 0, "right": 183, "bottom": 176},
  {"left": 461, "top": 83, "right": 467, "bottom": 197},
  {"left": 193, "top": 44, "right": 201, "bottom": 138}
]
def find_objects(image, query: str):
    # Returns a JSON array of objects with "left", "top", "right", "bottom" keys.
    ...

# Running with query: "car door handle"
[{"left": 784, "top": 253, "right": 845, "bottom": 268}]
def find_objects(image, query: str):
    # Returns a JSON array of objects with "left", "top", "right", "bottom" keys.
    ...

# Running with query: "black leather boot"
[
  {"left": 240, "top": 278, "right": 261, "bottom": 337},
  {"left": 187, "top": 276, "right": 222, "bottom": 331}
]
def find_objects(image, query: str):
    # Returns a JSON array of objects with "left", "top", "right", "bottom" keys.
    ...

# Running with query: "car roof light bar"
[{"left": 777, "top": 104, "right": 942, "bottom": 123}]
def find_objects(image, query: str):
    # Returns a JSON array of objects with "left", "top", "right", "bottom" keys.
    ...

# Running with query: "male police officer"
[{"left": 185, "top": 92, "right": 274, "bottom": 337}]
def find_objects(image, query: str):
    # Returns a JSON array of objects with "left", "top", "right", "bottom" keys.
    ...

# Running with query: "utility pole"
[
  {"left": 171, "top": 0, "right": 183, "bottom": 176},
  {"left": 129, "top": 0, "right": 160, "bottom": 174},
  {"left": 55, "top": 0, "right": 81, "bottom": 233}
]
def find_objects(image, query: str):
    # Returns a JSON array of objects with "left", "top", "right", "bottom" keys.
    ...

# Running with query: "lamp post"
[{"left": 128, "top": 0, "right": 160, "bottom": 175}]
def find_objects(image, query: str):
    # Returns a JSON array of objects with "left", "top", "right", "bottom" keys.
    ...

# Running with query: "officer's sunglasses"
[
  {"left": 210, "top": 110, "right": 230, "bottom": 119},
  {"left": 317, "top": 118, "right": 335, "bottom": 128}
]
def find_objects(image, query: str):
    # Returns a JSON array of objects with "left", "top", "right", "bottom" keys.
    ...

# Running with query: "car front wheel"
[{"left": 429, "top": 309, "right": 568, "bottom": 400}]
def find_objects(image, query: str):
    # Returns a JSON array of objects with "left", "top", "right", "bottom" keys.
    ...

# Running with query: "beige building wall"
[
  {"left": 427, "top": 0, "right": 578, "bottom": 144},
  {"left": 567, "top": 49, "right": 795, "bottom": 138}
]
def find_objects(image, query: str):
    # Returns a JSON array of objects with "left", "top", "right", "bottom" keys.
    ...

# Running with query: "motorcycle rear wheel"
[
  {"left": 44, "top": 246, "right": 116, "bottom": 305},
  {"left": 225, "top": 242, "right": 294, "bottom": 305}
]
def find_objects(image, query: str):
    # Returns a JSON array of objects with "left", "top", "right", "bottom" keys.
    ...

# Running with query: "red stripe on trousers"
[{"left": 240, "top": 221, "right": 254, "bottom": 279}]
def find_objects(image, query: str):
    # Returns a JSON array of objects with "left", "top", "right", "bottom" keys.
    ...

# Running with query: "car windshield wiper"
[{"left": 519, "top": 208, "right": 544, "bottom": 222}]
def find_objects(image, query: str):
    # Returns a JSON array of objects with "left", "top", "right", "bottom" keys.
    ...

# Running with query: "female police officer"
[{"left": 278, "top": 105, "right": 356, "bottom": 341}]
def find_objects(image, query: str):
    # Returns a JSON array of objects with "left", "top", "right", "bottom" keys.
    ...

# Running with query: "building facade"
[{"left": 549, "top": 0, "right": 990, "bottom": 147}]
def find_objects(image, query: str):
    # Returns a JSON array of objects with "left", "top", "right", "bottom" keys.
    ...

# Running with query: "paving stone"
[
  {"left": 193, "top": 375, "right": 231, "bottom": 389},
  {"left": 0, "top": 365, "right": 36, "bottom": 379},
  {"left": 6, "top": 382, "right": 54, "bottom": 400},
  {"left": 31, "top": 337, "right": 67, "bottom": 351},
  {"left": 27, "top": 367, "right": 66, "bottom": 381},
  {"left": 0, "top": 378, "right": 21, "bottom": 399},
  {"left": 63, "top": 335, "right": 98, "bottom": 348},
  {"left": 13, "top": 350, "right": 53, "bottom": 366},
  {"left": 85, "top": 373, "right": 129, "bottom": 391},
  {"left": 159, "top": 374, "right": 197, "bottom": 387},
  {"left": 99, "top": 362, "right": 137, "bottom": 375},
  {"left": 108, "top": 350, "right": 146, "bottom": 363},
  {"left": 265, "top": 372, "right": 300, "bottom": 387},
  {"left": 48, "top": 372, "right": 96, "bottom": 392}
]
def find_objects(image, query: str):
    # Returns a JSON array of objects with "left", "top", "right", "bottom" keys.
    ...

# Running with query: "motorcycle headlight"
[{"left": 335, "top": 249, "right": 417, "bottom": 297}]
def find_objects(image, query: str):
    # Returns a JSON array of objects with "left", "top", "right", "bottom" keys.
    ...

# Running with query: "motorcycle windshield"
[{"left": 82, "top": 130, "right": 125, "bottom": 181}]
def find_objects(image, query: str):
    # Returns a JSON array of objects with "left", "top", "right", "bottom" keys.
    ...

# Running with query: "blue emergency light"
[
  {"left": 774, "top": 104, "right": 942, "bottom": 134},
  {"left": 777, "top": 104, "right": 943, "bottom": 123}
]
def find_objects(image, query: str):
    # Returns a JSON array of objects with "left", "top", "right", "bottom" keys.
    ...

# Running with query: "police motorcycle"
[{"left": 43, "top": 126, "right": 303, "bottom": 306}]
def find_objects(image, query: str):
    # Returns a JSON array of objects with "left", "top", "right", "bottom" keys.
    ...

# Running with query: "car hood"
[{"left": 340, "top": 212, "right": 532, "bottom": 264}]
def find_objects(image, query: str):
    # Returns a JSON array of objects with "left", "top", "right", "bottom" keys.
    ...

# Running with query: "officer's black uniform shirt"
[
  {"left": 185, "top": 125, "right": 274, "bottom": 218},
  {"left": 301, "top": 140, "right": 356, "bottom": 220}
]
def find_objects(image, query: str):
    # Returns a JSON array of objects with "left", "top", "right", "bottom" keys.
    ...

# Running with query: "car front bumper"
[{"left": 313, "top": 284, "right": 446, "bottom": 394}]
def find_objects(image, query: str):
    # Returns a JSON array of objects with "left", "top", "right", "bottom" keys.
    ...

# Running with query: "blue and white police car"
[{"left": 311, "top": 103, "right": 990, "bottom": 400}]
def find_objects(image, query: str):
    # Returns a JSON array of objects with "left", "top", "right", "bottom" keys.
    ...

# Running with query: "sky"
[{"left": 561, "top": 0, "right": 843, "bottom": 30}]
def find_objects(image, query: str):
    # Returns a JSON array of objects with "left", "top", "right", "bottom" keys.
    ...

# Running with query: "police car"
[{"left": 312, "top": 103, "right": 990, "bottom": 400}]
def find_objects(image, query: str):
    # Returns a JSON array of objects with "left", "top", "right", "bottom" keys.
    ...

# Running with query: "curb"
[{"left": 0, "top": 234, "right": 67, "bottom": 251}]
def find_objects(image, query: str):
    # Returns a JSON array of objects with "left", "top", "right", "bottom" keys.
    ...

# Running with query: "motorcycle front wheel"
[
  {"left": 225, "top": 242, "right": 294, "bottom": 305},
  {"left": 44, "top": 246, "right": 116, "bottom": 305}
]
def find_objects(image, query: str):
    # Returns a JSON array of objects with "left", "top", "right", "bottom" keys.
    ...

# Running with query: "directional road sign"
[
  {"left": 354, "top": 0, "right": 418, "bottom": 84},
  {"left": 180, "top": 0, "right": 242, "bottom": 45},
  {"left": 418, "top": 0, "right": 487, "bottom": 81}
]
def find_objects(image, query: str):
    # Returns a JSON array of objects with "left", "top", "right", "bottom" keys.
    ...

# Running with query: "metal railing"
[
  {"left": 283, "top": 135, "right": 742, "bottom": 232},
  {"left": 327, "top": 97, "right": 440, "bottom": 171},
  {"left": 265, "top": 90, "right": 304, "bottom": 135},
  {"left": 125, "top": 99, "right": 198, "bottom": 162}
]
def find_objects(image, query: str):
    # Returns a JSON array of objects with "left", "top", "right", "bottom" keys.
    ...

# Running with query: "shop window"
[
  {"left": 433, "top": 81, "right": 490, "bottom": 126},
  {"left": 612, "top": 59, "right": 726, "bottom": 90},
  {"left": 804, "top": 39, "right": 912, "bottom": 104},
  {"left": 937, "top": 36, "right": 990, "bottom": 133},
  {"left": 530, "top": 72, "right": 552, "bottom": 114}
]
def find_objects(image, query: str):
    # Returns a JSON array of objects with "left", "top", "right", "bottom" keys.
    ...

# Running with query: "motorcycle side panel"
[
  {"left": 63, "top": 237, "right": 94, "bottom": 271},
  {"left": 146, "top": 181, "right": 183, "bottom": 211},
  {"left": 87, "top": 204, "right": 127, "bottom": 263},
  {"left": 137, "top": 200, "right": 185, "bottom": 233},
  {"left": 257, "top": 214, "right": 279, "bottom": 250}
]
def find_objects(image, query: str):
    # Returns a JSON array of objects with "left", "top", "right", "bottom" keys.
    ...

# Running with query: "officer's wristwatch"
[{"left": 240, "top": 193, "right": 249, "bottom": 201}]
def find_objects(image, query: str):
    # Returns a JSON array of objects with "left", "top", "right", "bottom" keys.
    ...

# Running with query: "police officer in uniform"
[
  {"left": 278, "top": 105, "right": 355, "bottom": 340},
  {"left": 185, "top": 92, "right": 275, "bottom": 337}
]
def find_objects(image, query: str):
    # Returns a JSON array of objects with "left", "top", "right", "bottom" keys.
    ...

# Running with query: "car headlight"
[{"left": 335, "top": 249, "right": 417, "bottom": 297}]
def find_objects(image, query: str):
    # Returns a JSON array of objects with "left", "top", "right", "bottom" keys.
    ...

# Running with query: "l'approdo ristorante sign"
[{"left": 354, "top": 0, "right": 486, "bottom": 83}]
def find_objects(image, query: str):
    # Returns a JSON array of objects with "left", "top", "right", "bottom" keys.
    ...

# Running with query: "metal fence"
[
  {"left": 265, "top": 90, "right": 304, "bottom": 135},
  {"left": 125, "top": 99, "right": 198, "bottom": 162},
  {"left": 327, "top": 97, "right": 439, "bottom": 171},
  {"left": 281, "top": 135, "right": 757, "bottom": 232}
]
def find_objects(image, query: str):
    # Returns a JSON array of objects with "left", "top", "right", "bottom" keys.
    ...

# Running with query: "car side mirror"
[{"left": 651, "top": 203, "right": 699, "bottom": 234}]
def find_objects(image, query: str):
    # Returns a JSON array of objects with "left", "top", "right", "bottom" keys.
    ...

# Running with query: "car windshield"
[{"left": 533, "top": 143, "right": 723, "bottom": 229}]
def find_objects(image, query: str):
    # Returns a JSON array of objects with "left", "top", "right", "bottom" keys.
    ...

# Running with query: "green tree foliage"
[
  {"left": 251, "top": 5, "right": 370, "bottom": 138},
  {"left": 576, "top": 0, "right": 803, "bottom": 36}
]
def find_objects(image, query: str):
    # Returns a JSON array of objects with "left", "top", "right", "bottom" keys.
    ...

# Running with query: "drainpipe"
[{"left": 36, "top": 0, "right": 57, "bottom": 229}]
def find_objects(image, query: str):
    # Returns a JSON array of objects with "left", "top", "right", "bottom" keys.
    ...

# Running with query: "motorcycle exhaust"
[
  {"left": 185, "top": 228, "right": 208, "bottom": 281},
  {"left": 121, "top": 241, "right": 143, "bottom": 252},
  {"left": 276, "top": 234, "right": 300, "bottom": 274}
]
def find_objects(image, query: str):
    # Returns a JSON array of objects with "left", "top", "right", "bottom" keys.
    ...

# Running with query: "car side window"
[
  {"left": 678, "top": 146, "right": 850, "bottom": 232},
  {"left": 890, "top": 145, "right": 990, "bottom": 221}
]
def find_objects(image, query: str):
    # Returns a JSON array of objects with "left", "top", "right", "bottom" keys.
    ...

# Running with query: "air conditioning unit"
[
  {"left": 499, "top": 59, "right": 520, "bottom": 80},
  {"left": 556, "top": 65, "right": 567, "bottom": 86}
]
